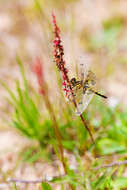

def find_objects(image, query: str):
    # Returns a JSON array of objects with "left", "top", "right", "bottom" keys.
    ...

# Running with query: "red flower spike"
[
  {"left": 52, "top": 13, "right": 75, "bottom": 101},
  {"left": 52, "top": 12, "right": 56, "bottom": 24},
  {"left": 52, "top": 13, "right": 95, "bottom": 143},
  {"left": 33, "top": 57, "right": 43, "bottom": 78}
]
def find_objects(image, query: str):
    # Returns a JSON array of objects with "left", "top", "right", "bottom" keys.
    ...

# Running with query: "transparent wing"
[
  {"left": 75, "top": 70, "right": 96, "bottom": 115},
  {"left": 79, "top": 63, "right": 85, "bottom": 82},
  {"left": 78, "top": 57, "right": 89, "bottom": 81},
  {"left": 75, "top": 88, "right": 94, "bottom": 116},
  {"left": 73, "top": 56, "right": 97, "bottom": 115},
  {"left": 73, "top": 87, "right": 84, "bottom": 115},
  {"left": 84, "top": 70, "right": 96, "bottom": 87}
]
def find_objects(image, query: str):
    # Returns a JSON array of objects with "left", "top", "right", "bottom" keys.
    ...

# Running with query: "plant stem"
[
  {"left": 43, "top": 92, "right": 67, "bottom": 173},
  {"left": 41, "top": 85, "right": 74, "bottom": 190},
  {"left": 79, "top": 114, "right": 94, "bottom": 143}
]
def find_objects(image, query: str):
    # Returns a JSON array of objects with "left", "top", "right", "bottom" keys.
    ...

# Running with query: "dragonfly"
[{"left": 70, "top": 63, "right": 107, "bottom": 115}]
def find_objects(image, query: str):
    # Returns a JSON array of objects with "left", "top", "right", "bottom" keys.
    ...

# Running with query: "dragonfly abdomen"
[{"left": 94, "top": 91, "right": 107, "bottom": 99}]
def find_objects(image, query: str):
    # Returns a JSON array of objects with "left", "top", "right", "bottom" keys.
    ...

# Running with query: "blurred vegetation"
[
  {"left": 2, "top": 57, "right": 127, "bottom": 189},
  {"left": 0, "top": 0, "right": 127, "bottom": 189},
  {"left": 80, "top": 16, "right": 125, "bottom": 53}
]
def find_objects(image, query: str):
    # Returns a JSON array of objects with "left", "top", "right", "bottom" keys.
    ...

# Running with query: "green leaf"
[
  {"left": 13, "top": 183, "right": 18, "bottom": 190},
  {"left": 41, "top": 182, "right": 52, "bottom": 190},
  {"left": 62, "top": 140, "right": 76, "bottom": 151},
  {"left": 97, "top": 138, "right": 127, "bottom": 155},
  {"left": 113, "top": 177, "right": 127, "bottom": 189},
  {"left": 0, "top": 80, "right": 17, "bottom": 103},
  {"left": 16, "top": 56, "right": 28, "bottom": 93}
]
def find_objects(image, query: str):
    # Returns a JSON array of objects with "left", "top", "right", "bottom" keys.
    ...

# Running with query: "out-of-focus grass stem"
[{"left": 33, "top": 58, "right": 75, "bottom": 190}]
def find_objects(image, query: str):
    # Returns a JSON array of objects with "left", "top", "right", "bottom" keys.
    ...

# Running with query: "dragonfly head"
[{"left": 70, "top": 78, "right": 77, "bottom": 86}]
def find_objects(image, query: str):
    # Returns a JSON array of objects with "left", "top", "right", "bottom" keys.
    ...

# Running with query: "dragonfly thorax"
[{"left": 70, "top": 78, "right": 82, "bottom": 88}]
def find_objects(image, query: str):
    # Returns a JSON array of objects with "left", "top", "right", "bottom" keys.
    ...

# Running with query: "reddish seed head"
[
  {"left": 52, "top": 12, "right": 56, "bottom": 24},
  {"left": 33, "top": 57, "right": 46, "bottom": 95},
  {"left": 52, "top": 13, "right": 73, "bottom": 100},
  {"left": 33, "top": 57, "right": 43, "bottom": 78},
  {"left": 62, "top": 81, "right": 66, "bottom": 86}
]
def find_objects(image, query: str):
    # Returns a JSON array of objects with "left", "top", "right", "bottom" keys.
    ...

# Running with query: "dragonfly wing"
[
  {"left": 78, "top": 57, "right": 89, "bottom": 82},
  {"left": 85, "top": 70, "right": 96, "bottom": 87},
  {"left": 75, "top": 70, "right": 96, "bottom": 115},
  {"left": 73, "top": 87, "right": 83, "bottom": 115},
  {"left": 79, "top": 63, "right": 85, "bottom": 82},
  {"left": 73, "top": 61, "right": 97, "bottom": 115},
  {"left": 78, "top": 55, "right": 90, "bottom": 74},
  {"left": 75, "top": 89, "right": 94, "bottom": 116}
]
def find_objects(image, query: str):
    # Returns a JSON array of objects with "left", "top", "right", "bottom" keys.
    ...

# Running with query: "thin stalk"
[
  {"left": 42, "top": 89, "right": 67, "bottom": 173},
  {"left": 41, "top": 86, "right": 74, "bottom": 190}
]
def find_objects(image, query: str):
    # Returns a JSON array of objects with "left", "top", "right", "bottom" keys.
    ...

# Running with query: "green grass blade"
[{"left": 41, "top": 182, "right": 52, "bottom": 190}]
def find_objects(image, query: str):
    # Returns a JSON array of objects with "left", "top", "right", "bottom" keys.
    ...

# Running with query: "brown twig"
[
  {"left": 7, "top": 178, "right": 44, "bottom": 184},
  {"left": 7, "top": 160, "right": 127, "bottom": 185},
  {"left": 6, "top": 173, "right": 67, "bottom": 184},
  {"left": 94, "top": 160, "right": 127, "bottom": 170}
]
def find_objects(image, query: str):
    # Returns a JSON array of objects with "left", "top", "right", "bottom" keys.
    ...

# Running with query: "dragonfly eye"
[
  {"left": 85, "top": 79, "right": 88, "bottom": 84},
  {"left": 70, "top": 78, "right": 76, "bottom": 85}
]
